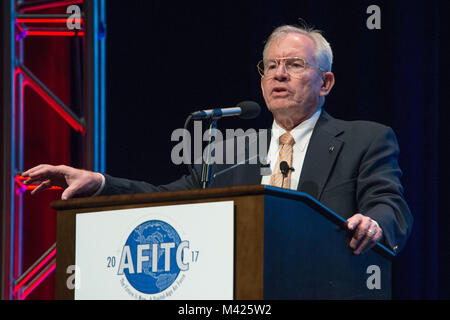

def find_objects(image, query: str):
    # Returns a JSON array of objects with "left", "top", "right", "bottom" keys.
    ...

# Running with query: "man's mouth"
[{"left": 272, "top": 87, "right": 289, "bottom": 95}]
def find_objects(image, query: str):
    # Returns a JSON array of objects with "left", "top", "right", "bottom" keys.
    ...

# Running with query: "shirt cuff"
[{"left": 91, "top": 173, "right": 106, "bottom": 197}]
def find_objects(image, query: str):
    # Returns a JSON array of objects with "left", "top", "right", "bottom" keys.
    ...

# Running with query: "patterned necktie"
[{"left": 269, "top": 132, "right": 295, "bottom": 188}]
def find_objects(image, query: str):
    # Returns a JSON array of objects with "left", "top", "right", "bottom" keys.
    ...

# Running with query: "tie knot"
[{"left": 279, "top": 132, "right": 295, "bottom": 146}]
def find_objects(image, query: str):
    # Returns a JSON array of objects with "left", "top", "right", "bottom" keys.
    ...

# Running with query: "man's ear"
[{"left": 320, "top": 72, "right": 335, "bottom": 97}]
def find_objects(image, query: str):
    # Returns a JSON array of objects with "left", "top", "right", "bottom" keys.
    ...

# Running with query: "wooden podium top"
[
  {"left": 51, "top": 184, "right": 317, "bottom": 211},
  {"left": 51, "top": 185, "right": 264, "bottom": 210}
]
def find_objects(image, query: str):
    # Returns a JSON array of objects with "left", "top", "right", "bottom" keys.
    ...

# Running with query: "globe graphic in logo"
[{"left": 123, "top": 220, "right": 181, "bottom": 294}]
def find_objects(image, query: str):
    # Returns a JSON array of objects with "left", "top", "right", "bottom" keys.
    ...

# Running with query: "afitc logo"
[{"left": 117, "top": 220, "right": 190, "bottom": 295}]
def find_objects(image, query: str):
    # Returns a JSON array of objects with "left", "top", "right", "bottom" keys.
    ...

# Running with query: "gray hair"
[{"left": 262, "top": 25, "right": 333, "bottom": 72}]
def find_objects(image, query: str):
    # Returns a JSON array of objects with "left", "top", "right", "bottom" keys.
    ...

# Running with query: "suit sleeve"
[
  {"left": 357, "top": 126, "right": 413, "bottom": 253},
  {"left": 99, "top": 164, "right": 201, "bottom": 196}
]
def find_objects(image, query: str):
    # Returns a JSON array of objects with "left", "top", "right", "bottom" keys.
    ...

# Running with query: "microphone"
[
  {"left": 280, "top": 161, "right": 294, "bottom": 177},
  {"left": 280, "top": 161, "right": 294, "bottom": 188},
  {"left": 191, "top": 101, "right": 261, "bottom": 120}
]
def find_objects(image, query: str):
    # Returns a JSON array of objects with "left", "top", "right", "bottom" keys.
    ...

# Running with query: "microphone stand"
[
  {"left": 183, "top": 114, "right": 200, "bottom": 188},
  {"left": 200, "top": 109, "right": 221, "bottom": 189}
]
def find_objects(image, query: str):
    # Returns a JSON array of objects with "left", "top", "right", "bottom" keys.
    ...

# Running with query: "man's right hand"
[{"left": 22, "top": 164, "right": 103, "bottom": 200}]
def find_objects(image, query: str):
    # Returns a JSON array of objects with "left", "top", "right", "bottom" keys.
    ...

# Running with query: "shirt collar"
[{"left": 271, "top": 108, "right": 322, "bottom": 145}]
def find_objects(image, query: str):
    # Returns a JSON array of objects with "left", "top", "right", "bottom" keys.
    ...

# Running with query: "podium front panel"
[
  {"left": 263, "top": 194, "right": 391, "bottom": 299},
  {"left": 73, "top": 201, "right": 234, "bottom": 300}
]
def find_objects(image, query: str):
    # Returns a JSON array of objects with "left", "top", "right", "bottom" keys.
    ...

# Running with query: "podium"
[{"left": 52, "top": 185, "right": 393, "bottom": 300}]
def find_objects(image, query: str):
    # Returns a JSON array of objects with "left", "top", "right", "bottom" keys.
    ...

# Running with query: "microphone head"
[{"left": 237, "top": 101, "right": 261, "bottom": 119}]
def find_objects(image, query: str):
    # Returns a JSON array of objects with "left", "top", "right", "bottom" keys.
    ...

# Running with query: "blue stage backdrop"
[{"left": 104, "top": 0, "right": 449, "bottom": 299}]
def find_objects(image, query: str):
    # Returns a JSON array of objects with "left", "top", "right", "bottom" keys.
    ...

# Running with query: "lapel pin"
[{"left": 329, "top": 146, "right": 334, "bottom": 153}]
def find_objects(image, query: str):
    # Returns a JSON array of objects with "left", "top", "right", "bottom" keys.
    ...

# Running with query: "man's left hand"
[{"left": 347, "top": 213, "right": 383, "bottom": 254}]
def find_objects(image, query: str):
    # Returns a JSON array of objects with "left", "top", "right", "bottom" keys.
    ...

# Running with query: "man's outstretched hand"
[{"left": 22, "top": 164, "right": 103, "bottom": 200}]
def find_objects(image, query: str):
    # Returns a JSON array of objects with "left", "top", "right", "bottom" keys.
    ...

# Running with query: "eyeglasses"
[{"left": 257, "top": 57, "right": 326, "bottom": 78}]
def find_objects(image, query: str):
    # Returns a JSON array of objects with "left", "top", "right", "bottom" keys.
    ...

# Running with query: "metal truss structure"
[{"left": 1, "top": 0, "right": 106, "bottom": 299}]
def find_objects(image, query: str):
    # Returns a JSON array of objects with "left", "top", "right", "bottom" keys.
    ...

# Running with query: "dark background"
[
  {"left": 1, "top": 0, "right": 448, "bottom": 300},
  {"left": 104, "top": 0, "right": 450, "bottom": 299}
]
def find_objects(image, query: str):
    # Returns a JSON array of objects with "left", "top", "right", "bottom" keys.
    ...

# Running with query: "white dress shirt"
[{"left": 261, "top": 108, "right": 322, "bottom": 190}]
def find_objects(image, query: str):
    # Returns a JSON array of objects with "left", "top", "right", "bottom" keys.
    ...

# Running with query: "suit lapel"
[{"left": 297, "top": 111, "right": 344, "bottom": 200}]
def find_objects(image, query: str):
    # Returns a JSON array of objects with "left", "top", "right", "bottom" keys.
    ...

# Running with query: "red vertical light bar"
[{"left": 13, "top": 194, "right": 20, "bottom": 280}]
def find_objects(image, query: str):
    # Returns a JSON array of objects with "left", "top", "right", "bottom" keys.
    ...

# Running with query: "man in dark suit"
[{"left": 22, "top": 25, "right": 413, "bottom": 255}]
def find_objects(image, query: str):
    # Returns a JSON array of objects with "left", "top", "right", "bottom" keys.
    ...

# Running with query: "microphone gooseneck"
[
  {"left": 185, "top": 100, "right": 261, "bottom": 189},
  {"left": 190, "top": 101, "right": 261, "bottom": 120}
]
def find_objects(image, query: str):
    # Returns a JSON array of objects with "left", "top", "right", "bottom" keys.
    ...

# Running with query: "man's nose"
[{"left": 274, "top": 62, "right": 289, "bottom": 80}]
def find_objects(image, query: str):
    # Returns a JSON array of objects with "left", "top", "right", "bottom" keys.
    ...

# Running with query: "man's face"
[{"left": 261, "top": 33, "right": 325, "bottom": 120}]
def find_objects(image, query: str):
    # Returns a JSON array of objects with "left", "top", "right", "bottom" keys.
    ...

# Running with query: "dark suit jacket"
[{"left": 101, "top": 111, "right": 413, "bottom": 254}]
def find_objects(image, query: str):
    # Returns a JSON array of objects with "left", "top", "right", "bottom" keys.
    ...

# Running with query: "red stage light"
[
  {"left": 25, "top": 31, "right": 84, "bottom": 37},
  {"left": 20, "top": 261, "right": 56, "bottom": 300},
  {"left": 20, "top": 0, "right": 84, "bottom": 13},
  {"left": 14, "top": 175, "right": 63, "bottom": 192},
  {"left": 16, "top": 70, "right": 86, "bottom": 134},
  {"left": 16, "top": 18, "right": 83, "bottom": 24},
  {"left": 13, "top": 248, "right": 56, "bottom": 296},
  {"left": 16, "top": 18, "right": 83, "bottom": 23}
]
